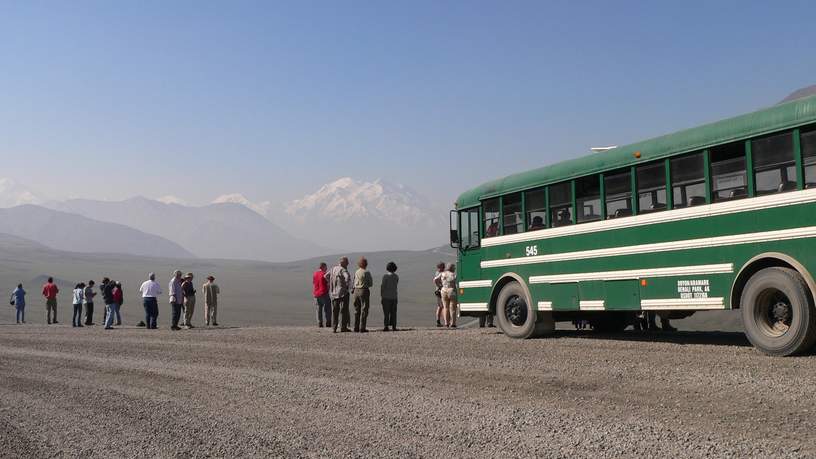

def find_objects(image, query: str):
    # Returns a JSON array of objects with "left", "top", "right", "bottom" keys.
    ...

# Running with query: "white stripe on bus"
[
  {"left": 640, "top": 297, "right": 725, "bottom": 310},
  {"left": 481, "top": 188, "right": 816, "bottom": 248},
  {"left": 481, "top": 226, "right": 816, "bottom": 269},
  {"left": 579, "top": 300, "right": 605, "bottom": 310},
  {"left": 459, "top": 280, "right": 493, "bottom": 288},
  {"left": 459, "top": 303, "right": 489, "bottom": 311},
  {"left": 537, "top": 301, "right": 553, "bottom": 311},
  {"left": 528, "top": 263, "right": 733, "bottom": 284}
]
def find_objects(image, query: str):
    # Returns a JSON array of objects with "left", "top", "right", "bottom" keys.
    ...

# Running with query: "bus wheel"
[
  {"left": 741, "top": 267, "right": 816, "bottom": 356},
  {"left": 496, "top": 281, "right": 553, "bottom": 339}
]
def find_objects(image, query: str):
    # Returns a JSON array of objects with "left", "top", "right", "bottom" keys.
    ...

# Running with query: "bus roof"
[{"left": 456, "top": 94, "right": 816, "bottom": 209}]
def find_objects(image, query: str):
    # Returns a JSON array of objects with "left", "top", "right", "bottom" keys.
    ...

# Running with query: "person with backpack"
[
  {"left": 181, "top": 273, "right": 196, "bottom": 329},
  {"left": 11, "top": 284, "right": 26, "bottom": 324},
  {"left": 72, "top": 283, "right": 85, "bottom": 327},
  {"left": 42, "top": 277, "right": 59, "bottom": 325},
  {"left": 326, "top": 257, "right": 351, "bottom": 333},
  {"left": 101, "top": 277, "right": 117, "bottom": 330}
]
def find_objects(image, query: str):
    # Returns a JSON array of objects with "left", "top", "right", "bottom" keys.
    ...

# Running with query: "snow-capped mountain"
[
  {"left": 0, "top": 178, "right": 45, "bottom": 208},
  {"left": 212, "top": 193, "right": 274, "bottom": 220},
  {"left": 281, "top": 177, "right": 446, "bottom": 251}
]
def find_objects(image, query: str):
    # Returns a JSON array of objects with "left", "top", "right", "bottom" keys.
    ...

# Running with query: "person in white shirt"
[
  {"left": 139, "top": 273, "right": 163, "bottom": 330},
  {"left": 440, "top": 264, "right": 458, "bottom": 328}
]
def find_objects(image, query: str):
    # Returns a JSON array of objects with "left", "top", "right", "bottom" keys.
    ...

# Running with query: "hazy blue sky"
[{"left": 1, "top": 0, "right": 815, "bottom": 206}]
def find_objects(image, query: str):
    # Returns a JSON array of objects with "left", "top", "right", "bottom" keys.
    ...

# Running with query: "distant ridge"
[{"left": 778, "top": 84, "right": 816, "bottom": 104}]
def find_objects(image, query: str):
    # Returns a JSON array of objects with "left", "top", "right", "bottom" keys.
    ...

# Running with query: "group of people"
[
  {"left": 8, "top": 271, "right": 221, "bottom": 331},
  {"left": 312, "top": 257, "right": 399, "bottom": 333}
]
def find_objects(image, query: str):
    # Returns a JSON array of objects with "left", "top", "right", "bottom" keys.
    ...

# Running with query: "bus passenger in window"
[
  {"left": 529, "top": 216, "right": 545, "bottom": 230},
  {"left": 486, "top": 221, "right": 499, "bottom": 237}
]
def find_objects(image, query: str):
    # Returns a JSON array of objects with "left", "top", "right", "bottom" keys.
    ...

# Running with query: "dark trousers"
[
  {"left": 331, "top": 294, "right": 350, "bottom": 331},
  {"left": 84, "top": 302, "right": 94, "bottom": 325},
  {"left": 353, "top": 288, "right": 370, "bottom": 331},
  {"left": 171, "top": 302, "right": 182, "bottom": 328},
  {"left": 479, "top": 314, "right": 494, "bottom": 328},
  {"left": 143, "top": 298, "right": 159, "bottom": 329},
  {"left": 72, "top": 304, "right": 83, "bottom": 327},
  {"left": 315, "top": 294, "right": 331, "bottom": 327},
  {"left": 382, "top": 298, "right": 397, "bottom": 329}
]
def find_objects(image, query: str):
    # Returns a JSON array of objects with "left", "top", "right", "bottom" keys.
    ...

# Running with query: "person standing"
[
  {"left": 433, "top": 262, "right": 445, "bottom": 327},
  {"left": 312, "top": 263, "right": 331, "bottom": 328},
  {"left": 11, "top": 284, "right": 26, "bottom": 324},
  {"left": 72, "top": 283, "right": 85, "bottom": 327},
  {"left": 352, "top": 257, "right": 374, "bottom": 333},
  {"left": 101, "top": 278, "right": 117, "bottom": 330},
  {"left": 42, "top": 277, "right": 59, "bottom": 325},
  {"left": 83, "top": 280, "right": 96, "bottom": 325},
  {"left": 326, "top": 257, "right": 351, "bottom": 333},
  {"left": 168, "top": 270, "right": 184, "bottom": 331},
  {"left": 113, "top": 282, "right": 124, "bottom": 326},
  {"left": 202, "top": 275, "right": 220, "bottom": 326},
  {"left": 139, "top": 273, "right": 162, "bottom": 330},
  {"left": 380, "top": 262, "right": 399, "bottom": 332},
  {"left": 440, "top": 263, "right": 458, "bottom": 328},
  {"left": 98, "top": 278, "right": 111, "bottom": 324},
  {"left": 181, "top": 273, "right": 196, "bottom": 329}
]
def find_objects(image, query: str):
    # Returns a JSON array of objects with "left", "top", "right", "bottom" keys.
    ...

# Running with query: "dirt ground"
[{"left": 1, "top": 324, "right": 814, "bottom": 458}]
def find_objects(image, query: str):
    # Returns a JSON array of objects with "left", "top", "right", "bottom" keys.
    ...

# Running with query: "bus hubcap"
[
  {"left": 505, "top": 295, "right": 528, "bottom": 327},
  {"left": 756, "top": 288, "right": 792, "bottom": 337}
]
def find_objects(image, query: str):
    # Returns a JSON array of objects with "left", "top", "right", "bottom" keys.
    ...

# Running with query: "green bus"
[{"left": 450, "top": 95, "right": 816, "bottom": 356}]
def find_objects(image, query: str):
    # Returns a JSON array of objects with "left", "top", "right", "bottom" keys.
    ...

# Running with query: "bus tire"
[
  {"left": 496, "top": 282, "right": 553, "bottom": 339},
  {"left": 741, "top": 267, "right": 816, "bottom": 356}
]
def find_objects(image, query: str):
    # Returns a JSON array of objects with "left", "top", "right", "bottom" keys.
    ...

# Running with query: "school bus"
[{"left": 450, "top": 95, "right": 816, "bottom": 356}]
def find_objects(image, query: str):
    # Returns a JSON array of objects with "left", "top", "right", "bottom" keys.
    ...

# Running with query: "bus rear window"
[
  {"left": 502, "top": 193, "right": 523, "bottom": 235},
  {"left": 483, "top": 199, "right": 499, "bottom": 237},
  {"left": 671, "top": 152, "right": 706, "bottom": 208},
  {"left": 637, "top": 162, "right": 667, "bottom": 213},
  {"left": 711, "top": 142, "right": 747, "bottom": 202},
  {"left": 753, "top": 132, "right": 796, "bottom": 195},
  {"left": 549, "top": 182, "right": 573, "bottom": 227},
  {"left": 605, "top": 170, "right": 632, "bottom": 219},
  {"left": 576, "top": 176, "right": 601, "bottom": 223},
  {"left": 525, "top": 189, "right": 547, "bottom": 230},
  {"left": 801, "top": 129, "right": 816, "bottom": 189}
]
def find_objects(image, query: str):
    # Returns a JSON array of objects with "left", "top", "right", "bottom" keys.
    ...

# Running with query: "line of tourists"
[
  {"left": 7, "top": 271, "right": 221, "bottom": 330},
  {"left": 313, "top": 256, "right": 399, "bottom": 333}
]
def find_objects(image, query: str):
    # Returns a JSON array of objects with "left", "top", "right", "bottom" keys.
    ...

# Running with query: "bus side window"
[
  {"left": 800, "top": 128, "right": 816, "bottom": 189},
  {"left": 576, "top": 175, "right": 601, "bottom": 223},
  {"left": 502, "top": 193, "right": 523, "bottom": 235},
  {"left": 710, "top": 142, "right": 747, "bottom": 202},
  {"left": 671, "top": 152, "right": 706, "bottom": 208},
  {"left": 605, "top": 169, "right": 632, "bottom": 218},
  {"left": 549, "top": 182, "right": 573, "bottom": 227},
  {"left": 753, "top": 131, "right": 795, "bottom": 195},
  {"left": 525, "top": 188, "right": 547, "bottom": 230},
  {"left": 483, "top": 199, "right": 500, "bottom": 237},
  {"left": 637, "top": 162, "right": 667, "bottom": 214}
]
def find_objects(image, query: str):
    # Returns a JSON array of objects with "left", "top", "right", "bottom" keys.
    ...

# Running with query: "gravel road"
[{"left": 0, "top": 325, "right": 814, "bottom": 458}]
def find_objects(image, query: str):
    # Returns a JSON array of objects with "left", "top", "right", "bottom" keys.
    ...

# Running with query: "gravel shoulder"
[{"left": 0, "top": 325, "right": 815, "bottom": 458}]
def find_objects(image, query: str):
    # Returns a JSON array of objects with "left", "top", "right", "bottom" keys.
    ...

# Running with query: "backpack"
[{"left": 9, "top": 293, "right": 15, "bottom": 306}]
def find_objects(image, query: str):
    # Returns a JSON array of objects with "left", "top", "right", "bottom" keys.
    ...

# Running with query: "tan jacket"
[{"left": 202, "top": 282, "right": 220, "bottom": 306}]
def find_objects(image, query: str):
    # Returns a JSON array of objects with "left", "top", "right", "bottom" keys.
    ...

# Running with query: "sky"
[{"left": 1, "top": 0, "right": 815, "bottom": 209}]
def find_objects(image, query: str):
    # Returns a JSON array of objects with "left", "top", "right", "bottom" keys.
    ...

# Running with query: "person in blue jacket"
[{"left": 11, "top": 284, "right": 26, "bottom": 324}]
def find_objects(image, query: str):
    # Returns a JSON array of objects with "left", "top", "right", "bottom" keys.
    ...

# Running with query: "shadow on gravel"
[{"left": 551, "top": 330, "right": 752, "bottom": 347}]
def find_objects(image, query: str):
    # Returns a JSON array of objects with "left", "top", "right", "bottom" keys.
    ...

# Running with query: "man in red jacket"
[
  {"left": 313, "top": 262, "right": 331, "bottom": 328},
  {"left": 42, "top": 277, "right": 59, "bottom": 325}
]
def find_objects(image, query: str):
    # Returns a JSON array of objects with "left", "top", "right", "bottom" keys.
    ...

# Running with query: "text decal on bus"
[{"left": 525, "top": 245, "right": 538, "bottom": 257}]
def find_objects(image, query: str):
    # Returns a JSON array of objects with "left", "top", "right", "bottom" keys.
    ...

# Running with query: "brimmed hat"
[
  {"left": 185, "top": 272, "right": 194, "bottom": 279},
  {"left": 207, "top": 275, "right": 215, "bottom": 281}
]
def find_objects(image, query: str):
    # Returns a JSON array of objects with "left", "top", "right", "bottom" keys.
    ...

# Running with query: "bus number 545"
[{"left": 525, "top": 245, "right": 538, "bottom": 257}]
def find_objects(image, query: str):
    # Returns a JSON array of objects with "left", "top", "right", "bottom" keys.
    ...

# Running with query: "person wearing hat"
[
  {"left": 202, "top": 275, "right": 220, "bottom": 326},
  {"left": 168, "top": 270, "right": 184, "bottom": 331},
  {"left": 181, "top": 273, "right": 197, "bottom": 328},
  {"left": 139, "top": 273, "right": 162, "bottom": 329}
]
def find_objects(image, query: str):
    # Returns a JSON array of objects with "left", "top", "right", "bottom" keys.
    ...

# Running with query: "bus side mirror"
[
  {"left": 449, "top": 210, "right": 460, "bottom": 248},
  {"left": 450, "top": 229, "right": 459, "bottom": 248}
]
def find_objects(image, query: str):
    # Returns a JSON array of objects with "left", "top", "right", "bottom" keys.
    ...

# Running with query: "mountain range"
[{"left": 0, "top": 177, "right": 445, "bottom": 261}]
